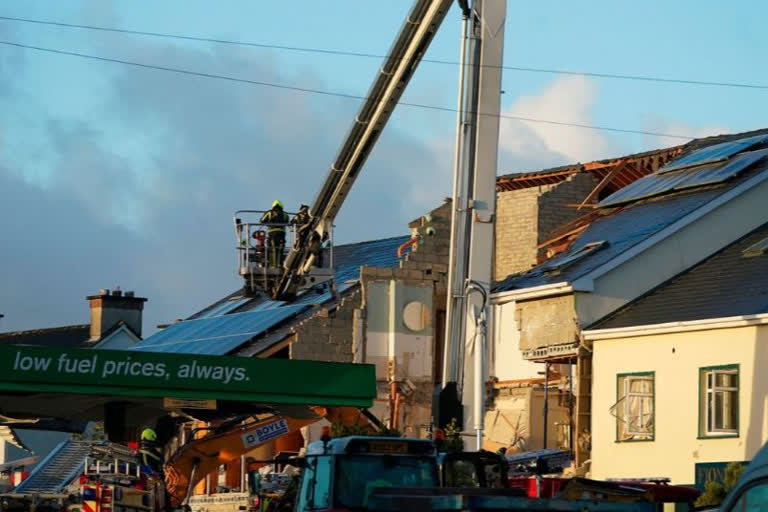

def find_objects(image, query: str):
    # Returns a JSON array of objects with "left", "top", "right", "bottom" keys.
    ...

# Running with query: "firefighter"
[
  {"left": 290, "top": 204, "right": 311, "bottom": 229},
  {"left": 260, "top": 200, "right": 290, "bottom": 266},
  {"left": 139, "top": 428, "right": 163, "bottom": 474}
]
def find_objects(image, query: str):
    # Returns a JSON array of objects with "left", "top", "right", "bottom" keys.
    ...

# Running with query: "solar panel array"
[
  {"left": 599, "top": 149, "right": 768, "bottom": 208},
  {"left": 130, "top": 236, "right": 410, "bottom": 355},
  {"left": 196, "top": 296, "right": 251, "bottom": 318},
  {"left": 131, "top": 305, "right": 307, "bottom": 355},
  {"left": 659, "top": 133, "right": 768, "bottom": 174}
]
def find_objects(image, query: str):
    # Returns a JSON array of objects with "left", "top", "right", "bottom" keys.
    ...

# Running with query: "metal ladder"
[{"left": 13, "top": 440, "right": 91, "bottom": 494}]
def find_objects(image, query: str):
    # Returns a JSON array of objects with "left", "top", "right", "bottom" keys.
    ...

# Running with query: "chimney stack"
[{"left": 87, "top": 287, "right": 147, "bottom": 341}]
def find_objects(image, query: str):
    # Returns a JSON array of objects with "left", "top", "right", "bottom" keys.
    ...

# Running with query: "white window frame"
[{"left": 703, "top": 367, "right": 739, "bottom": 436}]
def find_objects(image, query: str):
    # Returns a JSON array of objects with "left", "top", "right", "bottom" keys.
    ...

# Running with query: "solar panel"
[
  {"left": 197, "top": 296, "right": 252, "bottom": 318},
  {"left": 659, "top": 133, "right": 768, "bottom": 174},
  {"left": 130, "top": 305, "right": 307, "bottom": 355},
  {"left": 599, "top": 149, "right": 768, "bottom": 208}
]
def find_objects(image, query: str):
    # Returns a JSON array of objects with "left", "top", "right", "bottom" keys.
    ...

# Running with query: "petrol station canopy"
[{"left": 0, "top": 344, "right": 375, "bottom": 428}]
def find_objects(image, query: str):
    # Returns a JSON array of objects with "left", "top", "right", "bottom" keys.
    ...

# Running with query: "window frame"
[
  {"left": 698, "top": 364, "right": 740, "bottom": 439},
  {"left": 614, "top": 371, "right": 655, "bottom": 443}
]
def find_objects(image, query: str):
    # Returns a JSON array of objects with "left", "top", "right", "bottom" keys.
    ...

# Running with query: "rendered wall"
[{"left": 591, "top": 324, "right": 768, "bottom": 484}]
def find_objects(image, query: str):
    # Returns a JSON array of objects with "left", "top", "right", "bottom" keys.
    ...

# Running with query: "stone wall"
[{"left": 289, "top": 288, "right": 360, "bottom": 363}]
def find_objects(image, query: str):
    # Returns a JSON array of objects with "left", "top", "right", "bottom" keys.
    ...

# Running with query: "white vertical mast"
[{"left": 442, "top": 0, "right": 505, "bottom": 449}]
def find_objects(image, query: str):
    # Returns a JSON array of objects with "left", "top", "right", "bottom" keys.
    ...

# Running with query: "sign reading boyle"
[{"left": 241, "top": 419, "right": 290, "bottom": 449}]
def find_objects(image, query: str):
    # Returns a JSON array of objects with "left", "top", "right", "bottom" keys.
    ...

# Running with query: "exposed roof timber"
[
  {"left": 578, "top": 163, "right": 628, "bottom": 210},
  {"left": 496, "top": 146, "right": 685, "bottom": 192},
  {"left": 537, "top": 223, "right": 590, "bottom": 250}
]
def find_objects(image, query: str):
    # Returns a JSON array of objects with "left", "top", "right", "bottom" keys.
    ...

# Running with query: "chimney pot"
[
  {"left": 125, "top": 291, "right": 135, "bottom": 298},
  {"left": 112, "top": 289, "right": 123, "bottom": 297},
  {"left": 99, "top": 289, "right": 110, "bottom": 296}
]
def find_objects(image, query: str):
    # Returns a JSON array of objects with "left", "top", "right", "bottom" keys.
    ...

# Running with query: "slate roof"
[
  {"left": 130, "top": 235, "right": 410, "bottom": 355},
  {"left": 0, "top": 324, "right": 90, "bottom": 348},
  {"left": 494, "top": 139, "right": 768, "bottom": 292},
  {"left": 593, "top": 222, "right": 768, "bottom": 329}
]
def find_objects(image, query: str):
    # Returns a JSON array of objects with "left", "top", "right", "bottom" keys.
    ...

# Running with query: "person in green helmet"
[
  {"left": 260, "top": 200, "right": 290, "bottom": 266},
  {"left": 139, "top": 427, "right": 163, "bottom": 474}
]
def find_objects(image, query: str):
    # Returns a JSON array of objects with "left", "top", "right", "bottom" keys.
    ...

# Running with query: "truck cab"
[
  {"left": 438, "top": 451, "right": 509, "bottom": 489},
  {"left": 295, "top": 436, "right": 438, "bottom": 512}
]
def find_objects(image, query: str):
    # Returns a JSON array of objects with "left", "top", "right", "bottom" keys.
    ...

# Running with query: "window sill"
[
  {"left": 615, "top": 438, "right": 655, "bottom": 443},
  {"left": 697, "top": 433, "right": 739, "bottom": 440}
]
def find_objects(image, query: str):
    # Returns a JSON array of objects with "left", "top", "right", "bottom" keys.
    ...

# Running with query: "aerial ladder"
[
  {"left": 235, "top": 0, "right": 505, "bottom": 449},
  {"left": 236, "top": 0, "right": 454, "bottom": 299}
]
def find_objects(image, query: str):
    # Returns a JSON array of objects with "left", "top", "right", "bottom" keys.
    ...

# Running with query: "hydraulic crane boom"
[{"left": 274, "top": 0, "right": 455, "bottom": 299}]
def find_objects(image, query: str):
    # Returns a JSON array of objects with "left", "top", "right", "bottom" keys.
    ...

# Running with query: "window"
[
  {"left": 611, "top": 372, "right": 654, "bottom": 441},
  {"left": 296, "top": 456, "right": 331, "bottom": 510},
  {"left": 334, "top": 455, "right": 437, "bottom": 508},
  {"left": 727, "top": 480, "right": 768, "bottom": 512},
  {"left": 700, "top": 365, "right": 739, "bottom": 437}
]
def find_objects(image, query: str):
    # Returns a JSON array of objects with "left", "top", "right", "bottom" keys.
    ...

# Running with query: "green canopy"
[{"left": 0, "top": 345, "right": 375, "bottom": 425}]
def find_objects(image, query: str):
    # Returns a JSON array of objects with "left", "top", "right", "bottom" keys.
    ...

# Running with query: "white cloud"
[
  {"left": 497, "top": 75, "right": 619, "bottom": 172},
  {"left": 640, "top": 117, "right": 731, "bottom": 147}
]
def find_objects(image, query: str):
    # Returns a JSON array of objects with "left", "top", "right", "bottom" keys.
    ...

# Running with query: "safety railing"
[{"left": 234, "top": 210, "right": 332, "bottom": 294}]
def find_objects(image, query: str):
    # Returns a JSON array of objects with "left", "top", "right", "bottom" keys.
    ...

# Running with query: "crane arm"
[{"left": 275, "top": 0, "right": 455, "bottom": 299}]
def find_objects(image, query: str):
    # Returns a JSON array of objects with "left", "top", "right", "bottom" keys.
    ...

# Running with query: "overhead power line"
[
  {"left": 0, "top": 39, "right": 693, "bottom": 141},
  {"left": 1, "top": 14, "right": 766, "bottom": 91}
]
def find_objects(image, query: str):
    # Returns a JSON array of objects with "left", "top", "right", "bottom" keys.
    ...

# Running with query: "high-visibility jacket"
[{"left": 260, "top": 209, "right": 289, "bottom": 234}]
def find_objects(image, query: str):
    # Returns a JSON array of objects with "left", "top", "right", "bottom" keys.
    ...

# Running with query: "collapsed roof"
[{"left": 495, "top": 129, "right": 768, "bottom": 293}]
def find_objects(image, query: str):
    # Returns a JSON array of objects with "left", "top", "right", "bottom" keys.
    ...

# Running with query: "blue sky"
[{"left": 0, "top": 0, "right": 766, "bottom": 333}]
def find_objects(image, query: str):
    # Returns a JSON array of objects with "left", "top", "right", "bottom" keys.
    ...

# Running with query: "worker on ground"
[
  {"left": 139, "top": 428, "right": 163, "bottom": 475},
  {"left": 260, "top": 200, "right": 290, "bottom": 266}
]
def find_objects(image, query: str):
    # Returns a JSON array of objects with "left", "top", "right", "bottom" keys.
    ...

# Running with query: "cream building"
[{"left": 584, "top": 223, "right": 768, "bottom": 486}]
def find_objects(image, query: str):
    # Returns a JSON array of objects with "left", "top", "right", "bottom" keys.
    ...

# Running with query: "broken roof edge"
[
  {"left": 571, "top": 164, "right": 768, "bottom": 289},
  {"left": 493, "top": 161, "right": 768, "bottom": 295},
  {"left": 496, "top": 127, "right": 768, "bottom": 192},
  {"left": 234, "top": 285, "right": 363, "bottom": 358},
  {"left": 496, "top": 144, "right": 686, "bottom": 189}
]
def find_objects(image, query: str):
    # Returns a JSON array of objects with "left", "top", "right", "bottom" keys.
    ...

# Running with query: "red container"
[{"left": 508, "top": 477, "right": 567, "bottom": 498}]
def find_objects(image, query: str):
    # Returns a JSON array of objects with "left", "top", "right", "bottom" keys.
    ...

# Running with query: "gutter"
[
  {"left": 490, "top": 282, "right": 573, "bottom": 304},
  {"left": 584, "top": 312, "right": 768, "bottom": 340}
]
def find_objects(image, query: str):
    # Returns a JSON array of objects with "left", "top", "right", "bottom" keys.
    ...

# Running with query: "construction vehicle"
[
  {"left": 166, "top": 407, "right": 377, "bottom": 511},
  {"left": 291, "top": 435, "right": 700, "bottom": 511},
  {"left": 294, "top": 436, "right": 440, "bottom": 511}
]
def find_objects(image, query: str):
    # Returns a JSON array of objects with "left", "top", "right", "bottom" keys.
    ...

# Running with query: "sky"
[{"left": 0, "top": 0, "right": 766, "bottom": 335}]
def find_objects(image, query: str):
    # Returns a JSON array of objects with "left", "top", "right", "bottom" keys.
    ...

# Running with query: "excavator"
[{"left": 164, "top": 406, "right": 379, "bottom": 509}]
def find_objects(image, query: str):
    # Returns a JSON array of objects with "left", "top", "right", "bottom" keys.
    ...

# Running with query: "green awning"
[{"left": 0, "top": 345, "right": 375, "bottom": 410}]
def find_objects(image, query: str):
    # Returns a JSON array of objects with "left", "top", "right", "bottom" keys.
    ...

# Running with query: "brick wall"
[
  {"left": 494, "top": 173, "right": 597, "bottom": 281},
  {"left": 495, "top": 187, "right": 540, "bottom": 281}
]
